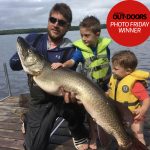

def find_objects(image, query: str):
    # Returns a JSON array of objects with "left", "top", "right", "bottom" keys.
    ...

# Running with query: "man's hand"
[{"left": 60, "top": 87, "right": 82, "bottom": 104}]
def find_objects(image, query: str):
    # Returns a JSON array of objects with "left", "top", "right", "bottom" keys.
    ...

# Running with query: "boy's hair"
[
  {"left": 50, "top": 3, "right": 72, "bottom": 25},
  {"left": 79, "top": 16, "right": 101, "bottom": 34},
  {"left": 112, "top": 50, "right": 138, "bottom": 71}
]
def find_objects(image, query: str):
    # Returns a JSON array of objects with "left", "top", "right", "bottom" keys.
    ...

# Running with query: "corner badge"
[
  {"left": 122, "top": 85, "right": 129, "bottom": 93},
  {"left": 107, "top": 0, "right": 150, "bottom": 47}
]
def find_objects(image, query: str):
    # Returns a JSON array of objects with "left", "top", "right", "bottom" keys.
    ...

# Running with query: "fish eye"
[{"left": 28, "top": 49, "right": 32, "bottom": 53}]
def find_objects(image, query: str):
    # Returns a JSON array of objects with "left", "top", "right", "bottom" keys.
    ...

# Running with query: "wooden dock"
[
  {"left": 0, "top": 95, "right": 77, "bottom": 150},
  {"left": 0, "top": 95, "right": 150, "bottom": 150}
]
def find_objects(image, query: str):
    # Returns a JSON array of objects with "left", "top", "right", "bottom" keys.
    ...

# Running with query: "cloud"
[{"left": 0, "top": 0, "right": 149, "bottom": 30}]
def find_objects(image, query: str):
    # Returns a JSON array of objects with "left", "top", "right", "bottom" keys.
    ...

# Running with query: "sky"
[{"left": 0, "top": 0, "right": 150, "bottom": 30}]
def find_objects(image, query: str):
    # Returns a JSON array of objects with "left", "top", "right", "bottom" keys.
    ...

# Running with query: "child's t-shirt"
[{"left": 131, "top": 82, "right": 149, "bottom": 101}]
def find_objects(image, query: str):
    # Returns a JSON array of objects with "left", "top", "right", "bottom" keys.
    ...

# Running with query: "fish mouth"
[
  {"left": 17, "top": 36, "right": 31, "bottom": 58},
  {"left": 17, "top": 37, "right": 30, "bottom": 48}
]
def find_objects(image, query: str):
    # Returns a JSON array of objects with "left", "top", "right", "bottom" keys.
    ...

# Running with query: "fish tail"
[
  {"left": 131, "top": 137, "right": 148, "bottom": 150},
  {"left": 119, "top": 137, "right": 148, "bottom": 150}
]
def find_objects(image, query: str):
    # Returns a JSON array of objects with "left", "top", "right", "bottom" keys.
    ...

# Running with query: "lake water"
[{"left": 0, "top": 29, "right": 150, "bottom": 99}]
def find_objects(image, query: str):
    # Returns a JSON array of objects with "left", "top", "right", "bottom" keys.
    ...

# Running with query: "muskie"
[{"left": 17, "top": 36, "right": 147, "bottom": 150}]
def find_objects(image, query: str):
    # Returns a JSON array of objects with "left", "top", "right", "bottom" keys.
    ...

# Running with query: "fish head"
[{"left": 17, "top": 36, "right": 45, "bottom": 76}]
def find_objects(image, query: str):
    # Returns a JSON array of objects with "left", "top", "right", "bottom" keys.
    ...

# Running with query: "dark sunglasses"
[{"left": 49, "top": 16, "right": 67, "bottom": 27}]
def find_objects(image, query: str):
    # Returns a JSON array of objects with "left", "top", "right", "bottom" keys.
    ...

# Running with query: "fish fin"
[{"left": 108, "top": 97, "right": 133, "bottom": 128}]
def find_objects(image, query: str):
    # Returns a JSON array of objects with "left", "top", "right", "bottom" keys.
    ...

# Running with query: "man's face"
[
  {"left": 48, "top": 12, "right": 69, "bottom": 41},
  {"left": 80, "top": 27, "right": 99, "bottom": 47}
]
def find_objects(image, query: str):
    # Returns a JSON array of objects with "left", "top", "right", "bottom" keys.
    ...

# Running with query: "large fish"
[{"left": 16, "top": 36, "right": 147, "bottom": 150}]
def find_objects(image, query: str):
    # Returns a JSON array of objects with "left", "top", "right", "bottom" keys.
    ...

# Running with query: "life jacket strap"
[
  {"left": 85, "top": 54, "right": 108, "bottom": 66},
  {"left": 89, "top": 63, "right": 109, "bottom": 72},
  {"left": 123, "top": 100, "right": 140, "bottom": 107}
]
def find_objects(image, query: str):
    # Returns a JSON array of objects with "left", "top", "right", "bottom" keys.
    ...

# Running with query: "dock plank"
[{"left": 0, "top": 137, "right": 24, "bottom": 150}]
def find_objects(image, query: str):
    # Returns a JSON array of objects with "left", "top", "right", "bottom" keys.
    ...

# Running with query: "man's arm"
[{"left": 9, "top": 52, "right": 22, "bottom": 71}]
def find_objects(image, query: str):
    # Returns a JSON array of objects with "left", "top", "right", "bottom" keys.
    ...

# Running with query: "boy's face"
[
  {"left": 112, "top": 64, "right": 131, "bottom": 80},
  {"left": 80, "top": 27, "right": 99, "bottom": 47}
]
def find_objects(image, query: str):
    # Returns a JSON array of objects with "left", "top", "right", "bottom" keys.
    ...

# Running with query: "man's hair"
[
  {"left": 112, "top": 50, "right": 138, "bottom": 71},
  {"left": 50, "top": 3, "right": 72, "bottom": 24},
  {"left": 79, "top": 16, "right": 101, "bottom": 34}
]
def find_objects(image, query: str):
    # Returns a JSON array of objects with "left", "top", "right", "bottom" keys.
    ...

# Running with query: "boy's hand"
[
  {"left": 133, "top": 107, "right": 146, "bottom": 121},
  {"left": 51, "top": 63, "right": 63, "bottom": 69}
]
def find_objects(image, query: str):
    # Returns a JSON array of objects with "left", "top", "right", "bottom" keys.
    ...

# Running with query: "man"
[{"left": 10, "top": 3, "right": 88, "bottom": 150}]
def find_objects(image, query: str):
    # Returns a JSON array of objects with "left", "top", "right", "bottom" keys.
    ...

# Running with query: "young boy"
[
  {"left": 108, "top": 50, "right": 150, "bottom": 145},
  {"left": 51, "top": 16, "right": 112, "bottom": 149}
]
